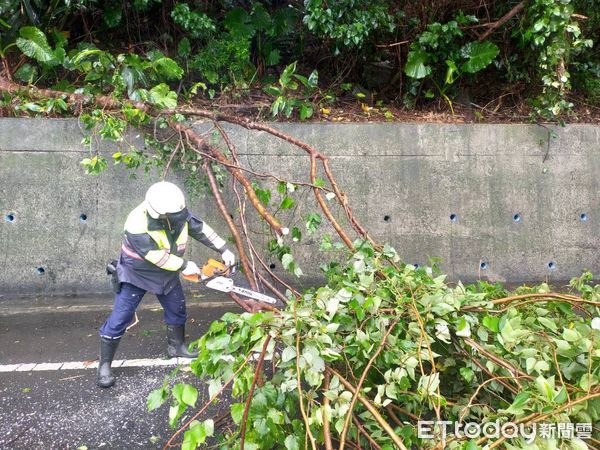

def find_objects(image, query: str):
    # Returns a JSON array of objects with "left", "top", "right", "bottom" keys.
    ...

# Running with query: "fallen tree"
[{"left": 1, "top": 66, "right": 599, "bottom": 449}]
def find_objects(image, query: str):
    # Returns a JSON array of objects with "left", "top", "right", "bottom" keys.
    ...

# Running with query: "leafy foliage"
[
  {"left": 2, "top": 1, "right": 599, "bottom": 121},
  {"left": 149, "top": 244, "right": 600, "bottom": 448},
  {"left": 403, "top": 14, "right": 499, "bottom": 110},
  {"left": 264, "top": 61, "right": 319, "bottom": 119},
  {"left": 303, "top": 0, "right": 395, "bottom": 51},
  {"left": 520, "top": 0, "right": 593, "bottom": 120}
]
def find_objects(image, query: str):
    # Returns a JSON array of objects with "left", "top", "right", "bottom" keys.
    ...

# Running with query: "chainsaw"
[{"left": 182, "top": 259, "right": 277, "bottom": 305}]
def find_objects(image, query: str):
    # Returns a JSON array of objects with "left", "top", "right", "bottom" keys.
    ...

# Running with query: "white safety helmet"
[{"left": 145, "top": 181, "right": 186, "bottom": 219}]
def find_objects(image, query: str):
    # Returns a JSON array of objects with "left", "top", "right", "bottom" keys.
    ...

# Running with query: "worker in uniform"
[{"left": 97, "top": 181, "right": 235, "bottom": 388}]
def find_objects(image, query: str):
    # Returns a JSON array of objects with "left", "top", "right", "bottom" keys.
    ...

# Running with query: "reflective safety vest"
[{"left": 121, "top": 203, "right": 188, "bottom": 271}]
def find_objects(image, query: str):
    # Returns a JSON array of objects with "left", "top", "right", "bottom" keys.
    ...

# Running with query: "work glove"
[
  {"left": 182, "top": 261, "right": 201, "bottom": 276},
  {"left": 221, "top": 249, "right": 236, "bottom": 267}
]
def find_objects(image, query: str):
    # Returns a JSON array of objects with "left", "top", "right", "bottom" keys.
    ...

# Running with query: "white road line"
[{"left": 0, "top": 357, "right": 194, "bottom": 373}]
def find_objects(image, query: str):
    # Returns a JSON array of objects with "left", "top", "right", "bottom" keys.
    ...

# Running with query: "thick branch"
[
  {"left": 478, "top": 1, "right": 526, "bottom": 41},
  {"left": 240, "top": 335, "right": 271, "bottom": 450},
  {"left": 203, "top": 159, "right": 258, "bottom": 291}
]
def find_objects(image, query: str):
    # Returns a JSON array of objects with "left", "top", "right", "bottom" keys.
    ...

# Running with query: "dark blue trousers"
[{"left": 99, "top": 282, "right": 187, "bottom": 339}]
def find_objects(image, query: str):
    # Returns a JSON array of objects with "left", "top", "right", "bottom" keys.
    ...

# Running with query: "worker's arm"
[
  {"left": 187, "top": 217, "right": 227, "bottom": 253},
  {"left": 188, "top": 217, "right": 236, "bottom": 266},
  {"left": 125, "top": 232, "right": 188, "bottom": 271}
]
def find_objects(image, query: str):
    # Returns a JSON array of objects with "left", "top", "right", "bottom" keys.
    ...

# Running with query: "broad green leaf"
[
  {"left": 460, "top": 41, "right": 499, "bottom": 73},
  {"left": 285, "top": 435, "right": 300, "bottom": 450},
  {"left": 152, "top": 56, "right": 184, "bottom": 80},
  {"left": 148, "top": 83, "right": 178, "bottom": 109},
  {"left": 482, "top": 315, "right": 500, "bottom": 333},
  {"left": 181, "top": 384, "right": 198, "bottom": 407},
  {"left": 404, "top": 50, "right": 431, "bottom": 79},
  {"left": 16, "top": 27, "right": 55, "bottom": 63},
  {"left": 147, "top": 387, "right": 168, "bottom": 411},
  {"left": 281, "top": 346, "right": 296, "bottom": 362}
]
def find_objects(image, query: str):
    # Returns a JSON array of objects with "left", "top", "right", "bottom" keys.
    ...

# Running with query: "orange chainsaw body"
[{"left": 182, "top": 258, "right": 227, "bottom": 283}]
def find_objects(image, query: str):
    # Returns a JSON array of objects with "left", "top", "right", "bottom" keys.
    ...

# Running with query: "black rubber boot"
[
  {"left": 97, "top": 337, "right": 120, "bottom": 388},
  {"left": 167, "top": 325, "right": 198, "bottom": 358}
]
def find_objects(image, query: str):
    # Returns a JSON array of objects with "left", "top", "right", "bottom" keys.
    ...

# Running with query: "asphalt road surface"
[{"left": 0, "top": 294, "right": 241, "bottom": 449}]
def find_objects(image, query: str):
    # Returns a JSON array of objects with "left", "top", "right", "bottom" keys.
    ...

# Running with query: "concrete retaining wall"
[{"left": 0, "top": 119, "right": 598, "bottom": 297}]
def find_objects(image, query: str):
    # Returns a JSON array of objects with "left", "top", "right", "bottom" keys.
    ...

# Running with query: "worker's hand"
[
  {"left": 221, "top": 249, "right": 236, "bottom": 267},
  {"left": 182, "top": 261, "right": 201, "bottom": 276}
]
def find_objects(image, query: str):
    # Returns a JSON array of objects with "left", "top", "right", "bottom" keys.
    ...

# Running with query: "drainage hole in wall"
[
  {"left": 580, "top": 213, "right": 589, "bottom": 222},
  {"left": 513, "top": 213, "right": 521, "bottom": 223},
  {"left": 5, "top": 213, "right": 15, "bottom": 223},
  {"left": 36, "top": 267, "right": 45, "bottom": 275},
  {"left": 450, "top": 213, "right": 458, "bottom": 222},
  {"left": 269, "top": 263, "right": 276, "bottom": 269},
  {"left": 548, "top": 262, "right": 556, "bottom": 270},
  {"left": 480, "top": 262, "right": 488, "bottom": 270},
  {"left": 383, "top": 215, "right": 391, "bottom": 222},
  {"left": 414, "top": 264, "right": 420, "bottom": 269},
  {"left": 79, "top": 214, "right": 88, "bottom": 222}
]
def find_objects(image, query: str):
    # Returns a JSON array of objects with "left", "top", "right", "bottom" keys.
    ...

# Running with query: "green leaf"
[
  {"left": 183, "top": 385, "right": 198, "bottom": 407},
  {"left": 305, "top": 213, "right": 322, "bottom": 233},
  {"left": 554, "top": 386, "right": 568, "bottom": 404},
  {"left": 231, "top": 403, "right": 245, "bottom": 424},
  {"left": 281, "top": 253, "right": 294, "bottom": 270},
  {"left": 482, "top": 315, "right": 499, "bottom": 333},
  {"left": 445, "top": 59, "right": 458, "bottom": 85},
  {"left": 461, "top": 441, "right": 481, "bottom": 450},
  {"left": 281, "top": 346, "right": 296, "bottom": 362},
  {"left": 456, "top": 317, "right": 471, "bottom": 337},
  {"left": 253, "top": 183, "right": 271, "bottom": 205},
  {"left": 169, "top": 403, "right": 185, "bottom": 428},
  {"left": 152, "top": 56, "right": 184, "bottom": 80},
  {"left": 460, "top": 41, "right": 499, "bottom": 73},
  {"left": 404, "top": 50, "right": 431, "bottom": 79},
  {"left": 147, "top": 387, "right": 169, "bottom": 411},
  {"left": 16, "top": 27, "right": 56, "bottom": 64},
  {"left": 284, "top": 434, "right": 300, "bottom": 450},
  {"left": 459, "top": 367, "right": 474, "bottom": 383},
  {"left": 14, "top": 63, "right": 38, "bottom": 83},
  {"left": 148, "top": 83, "right": 178, "bottom": 109},
  {"left": 299, "top": 103, "right": 313, "bottom": 120},
  {"left": 267, "top": 408, "right": 284, "bottom": 425},
  {"left": 504, "top": 391, "right": 530, "bottom": 415},
  {"left": 279, "top": 197, "right": 295, "bottom": 210},
  {"left": 292, "top": 227, "right": 302, "bottom": 242}
]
